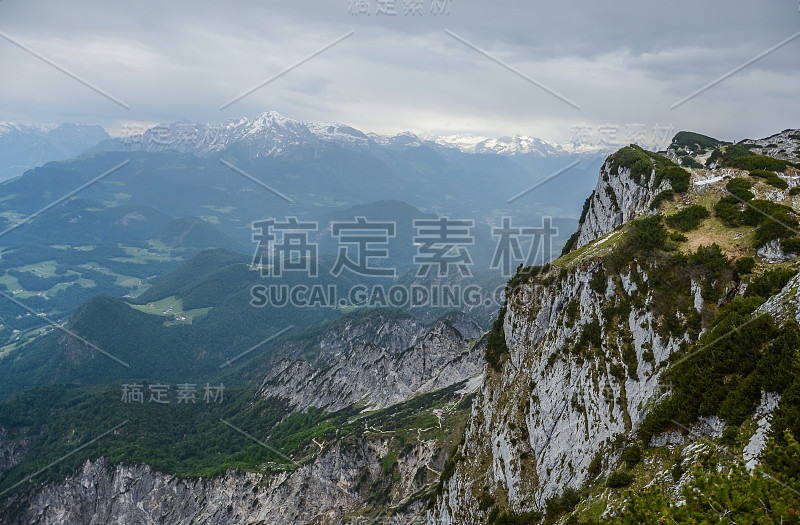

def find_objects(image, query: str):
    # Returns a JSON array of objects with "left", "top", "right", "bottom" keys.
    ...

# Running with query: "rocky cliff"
[
  {"left": 429, "top": 134, "right": 800, "bottom": 523},
  {"left": 573, "top": 149, "right": 670, "bottom": 250},
  {"left": 3, "top": 434, "right": 440, "bottom": 525},
  {"left": 260, "top": 311, "right": 484, "bottom": 412},
  {"left": 429, "top": 248, "right": 694, "bottom": 522},
  {"left": 0, "top": 311, "right": 483, "bottom": 524}
]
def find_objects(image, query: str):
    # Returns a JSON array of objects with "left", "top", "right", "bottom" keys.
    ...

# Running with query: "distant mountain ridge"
[
  {"left": 93, "top": 110, "right": 606, "bottom": 159},
  {"left": 0, "top": 122, "right": 110, "bottom": 181}
]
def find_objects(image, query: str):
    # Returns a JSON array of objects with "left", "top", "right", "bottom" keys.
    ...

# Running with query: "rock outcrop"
[
  {"left": 260, "top": 312, "right": 485, "bottom": 412},
  {"left": 3, "top": 433, "right": 441, "bottom": 525},
  {"left": 574, "top": 156, "right": 667, "bottom": 250},
  {"left": 429, "top": 257, "right": 690, "bottom": 522}
]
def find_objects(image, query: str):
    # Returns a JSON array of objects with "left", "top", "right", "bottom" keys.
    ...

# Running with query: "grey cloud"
[{"left": 0, "top": 0, "right": 797, "bottom": 143}]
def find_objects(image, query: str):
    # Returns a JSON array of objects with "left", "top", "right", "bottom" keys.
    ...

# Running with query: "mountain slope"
[
  {"left": 0, "top": 309, "right": 483, "bottom": 523},
  {"left": 429, "top": 130, "right": 800, "bottom": 523}
]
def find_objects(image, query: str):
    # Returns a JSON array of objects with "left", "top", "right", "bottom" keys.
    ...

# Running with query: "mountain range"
[{"left": 2, "top": 116, "right": 799, "bottom": 523}]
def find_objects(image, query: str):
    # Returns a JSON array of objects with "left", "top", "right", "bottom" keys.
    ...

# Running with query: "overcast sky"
[{"left": 0, "top": 0, "right": 798, "bottom": 144}]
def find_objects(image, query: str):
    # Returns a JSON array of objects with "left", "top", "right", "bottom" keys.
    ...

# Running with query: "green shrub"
[
  {"left": 621, "top": 444, "right": 642, "bottom": 469},
  {"left": 609, "top": 147, "right": 689, "bottom": 193},
  {"left": 740, "top": 200, "right": 787, "bottom": 227},
  {"left": 478, "top": 491, "right": 495, "bottom": 511},
  {"left": 587, "top": 453, "right": 603, "bottom": 478},
  {"left": 574, "top": 319, "right": 602, "bottom": 358},
  {"left": 749, "top": 169, "right": 789, "bottom": 189},
  {"left": 728, "top": 154, "right": 790, "bottom": 172},
  {"left": 607, "top": 471, "right": 634, "bottom": 488},
  {"left": 658, "top": 165, "right": 691, "bottom": 193},
  {"left": 627, "top": 215, "right": 668, "bottom": 252},
  {"left": 649, "top": 190, "right": 675, "bottom": 210},
  {"left": 725, "top": 178, "right": 754, "bottom": 201},
  {"left": 545, "top": 487, "right": 581, "bottom": 522},
  {"left": 713, "top": 195, "right": 742, "bottom": 226},
  {"left": 689, "top": 244, "right": 729, "bottom": 279},
  {"left": 589, "top": 268, "right": 607, "bottom": 294},
  {"left": 706, "top": 148, "right": 723, "bottom": 167},
  {"left": 670, "top": 462, "right": 685, "bottom": 482},
  {"left": 637, "top": 297, "right": 775, "bottom": 443},
  {"left": 562, "top": 194, "right": 595, "bottom": 255},
  {"left": 718, "top": 374, "right": 761, "bottom": 425},
  {"left": 781, "top": 237, "right": 800, "bottom": 254},
  {"left": 670, "top": 232, "right": 688, "bottom": 242},
  {"left": 608, "top": 146, "right": 652, "bottom": 183},
  {"left": 381, "top": 450, "right": 398, "bottom": 473},
  {"left": 740, "top": 199, "right": 798, "bottom": 246},
  {"left": 680, "top": 155, "right": 702, "bottom": 169},
  {"left": 579, "top": 193, "right": 594, "bottom": 223},
  {"left": 637, "top": 296, "right": 800, "bottom": 451},
  {"left": 789, "top": 187, "right": 800, "bottom": 196},
  {"left": 488, "top": 509, "right": 543, "bottom": 525},
  {"left": 485, "top": 306, "right": 510, "bottom": 372},
  {"left": 708, "top": 144, "right": 751, "bottom": 167},
  {"left": 721, "top": 145, "right": 758, "bottom": 163},
  {"left": 605, "top": 431, "right": 800, "bottom": 523},
  {"left": 770, "top": 383, "right": 800, "bottom": 444},
  {"left": 744, "top": 268, "right": 798, "bottom": 299},
  {"left": 671, "top": 131, "right": 727, "bottom": 151},
  {"left": 720, "top": 426, "right": 738, "bottom": 447},
  {"left": 734, "top": 256, "right": 756, "bottom": 275},
  {"left": 665, "top": 205, "right": 710, "bottom": 232},
  {"left": 561, "top": 231, "right": 580, "bottom": 256}
]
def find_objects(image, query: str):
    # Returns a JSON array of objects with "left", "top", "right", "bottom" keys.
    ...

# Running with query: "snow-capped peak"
[
  {"left": 0, "top": 121, "right": 58, "bottom": 137},
  {"left": 111, "top": 111, "right": 612, "bottom": 159},
  {"left": 117, "top": 111, "right": 385, "bottom": 156},
  {"left": 432, "top": 134, "right": 567, "bottom": 157}
]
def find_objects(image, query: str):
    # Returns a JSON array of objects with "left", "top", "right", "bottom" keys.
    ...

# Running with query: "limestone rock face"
[
  {"left": 259, "top": 312, "right": 485, "bottom": 412},
  {"left": 574, "top": 158, "right": 667, "bottom": 250},
  {"left": 4, "top": 434, "right": 440, "bottom": 525},
  {"left": 428, "top": 139, "right": 800, "bottom": 523},
  {"left": 2, "top": 311, "right": 484, "bottom": 525},
  {"left": 428, "top": 259, "right": 689, "bottom": 523}
]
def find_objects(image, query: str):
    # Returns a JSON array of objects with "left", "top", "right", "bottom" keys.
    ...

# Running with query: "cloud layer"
[{"left": 0, "top": 0, "right": 798, "bottom": 143}]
